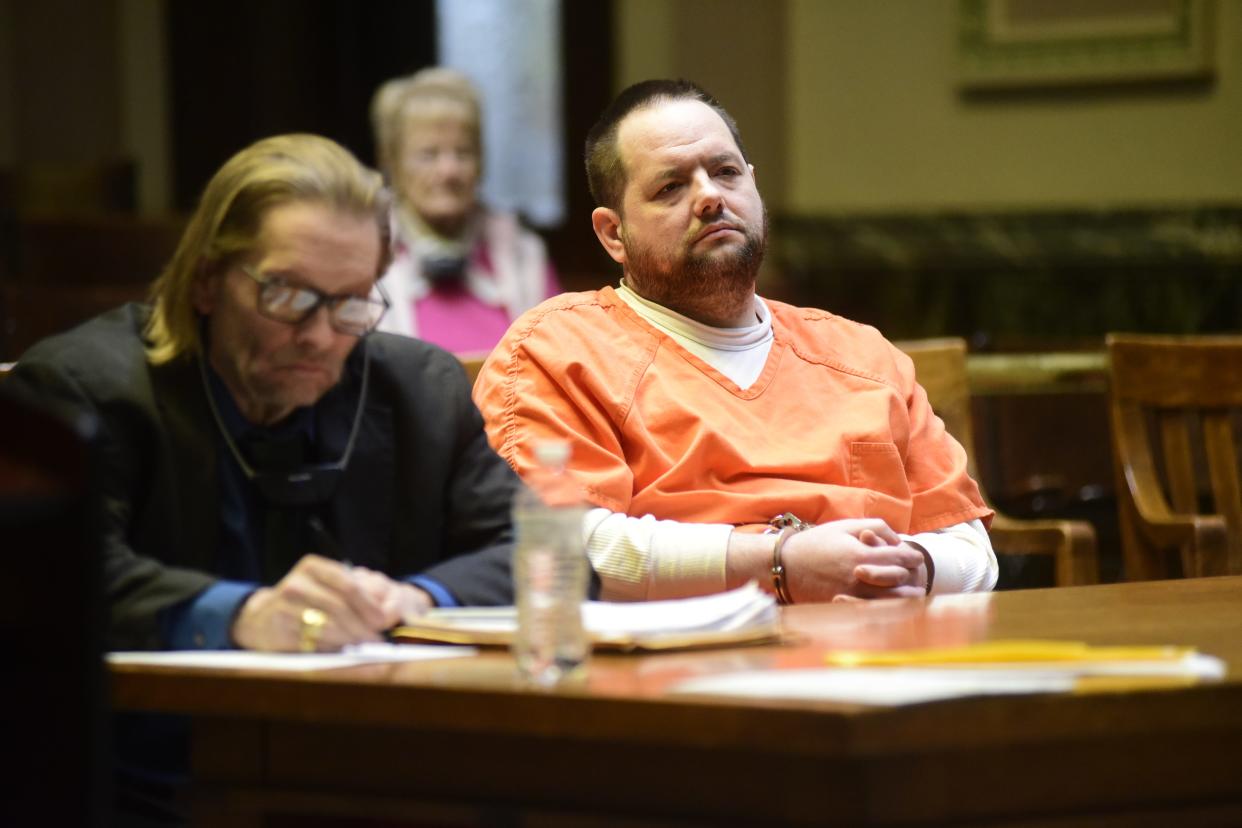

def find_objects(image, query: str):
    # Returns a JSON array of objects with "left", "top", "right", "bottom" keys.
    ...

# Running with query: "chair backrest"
[
  {"left": 898, "top": 337, "right": 1101, "bottom": 587},
  {"left": 1108, "top": 333, "right": 1242, "bottom": 577},
  {"left": 895, "top": 337, "right": 982, "bottom": 484},
  {"left": 459, "top": 352, "right": 488, "bottom": 385}
]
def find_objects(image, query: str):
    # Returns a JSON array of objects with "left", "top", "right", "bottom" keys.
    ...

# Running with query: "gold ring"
[{"left": 299, "top": 607, "right": 327, "bottom": 653}]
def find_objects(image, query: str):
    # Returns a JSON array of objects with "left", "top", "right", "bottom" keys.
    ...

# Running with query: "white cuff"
[
  {"left": 902, "top": 519, "right": 997, "bottom": 594},
  {"left": 584, "top": 508, "right": 731, "bottom": 601}
]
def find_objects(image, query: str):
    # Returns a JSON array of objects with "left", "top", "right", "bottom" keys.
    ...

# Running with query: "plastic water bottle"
[{"left": 512, "top": 440, "right": 590, "bottom": 687}]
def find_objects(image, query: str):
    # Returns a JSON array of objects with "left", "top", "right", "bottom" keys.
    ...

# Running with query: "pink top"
[
  {"left": 413, "top": 282, "right": 514, "bottom": 354},
  {"left": 393, "top": 225, "right": 560, "bottom": 354}
]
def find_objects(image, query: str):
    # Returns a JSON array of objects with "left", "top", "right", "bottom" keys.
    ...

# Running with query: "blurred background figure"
[{"left": 371, "top": 68, "right": 559, "bottom": 355}]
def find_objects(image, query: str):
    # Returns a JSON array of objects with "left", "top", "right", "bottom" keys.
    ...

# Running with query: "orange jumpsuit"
[{"left": 476, "top": 287, "right": 992, "bottom": 539}]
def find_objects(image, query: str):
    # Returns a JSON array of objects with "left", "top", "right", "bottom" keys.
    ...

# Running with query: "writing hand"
[
  {"left": 347, "top": 565, "right": 434, "bottom": 626},
  {"left": 231, "top": 553, "right": 392, "bottom": 652}
]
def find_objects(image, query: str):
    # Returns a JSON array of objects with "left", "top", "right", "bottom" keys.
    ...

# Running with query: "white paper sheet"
[
  {"left": 584, "top": 582, "right": 777, "bottom": 635},
  {"left": 107, "top": 643, "right": 476, "bottom": 672},
  {"left": 672, "top": 654, "right": 1225, "bottom": 706}
]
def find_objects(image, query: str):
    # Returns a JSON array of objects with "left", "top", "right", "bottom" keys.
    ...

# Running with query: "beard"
[{"left": 622, "top": 207, "right": 769, "bottom": 327}]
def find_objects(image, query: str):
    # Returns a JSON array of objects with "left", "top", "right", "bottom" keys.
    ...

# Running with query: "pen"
[
  {"left": 308, "top": 515, "right": 401, "bottom": 637},
  {"left": 307, "top": 515, "right": 347, "bottom": 561}
]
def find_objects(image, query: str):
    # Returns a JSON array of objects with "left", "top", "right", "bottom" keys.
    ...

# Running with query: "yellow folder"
[{"left": 824, "top": 639, "right": 1195, "bottom": 667}]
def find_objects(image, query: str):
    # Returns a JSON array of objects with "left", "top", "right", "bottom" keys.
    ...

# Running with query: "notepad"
[{"left": 391, "top": 582, "right": 781, "bottom": 652}]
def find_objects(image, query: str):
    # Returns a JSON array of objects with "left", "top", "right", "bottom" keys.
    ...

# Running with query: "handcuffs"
[
  {"left": 762, "top": 512, "right": 933, "bottom": 603},
  {"left": 765, "top": 513, "right": 813, "bottom": 605}
]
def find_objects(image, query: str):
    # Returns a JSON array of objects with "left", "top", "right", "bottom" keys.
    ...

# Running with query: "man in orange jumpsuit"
[{"left": 476, "top": 80, "right": 995, "bottom": 604}]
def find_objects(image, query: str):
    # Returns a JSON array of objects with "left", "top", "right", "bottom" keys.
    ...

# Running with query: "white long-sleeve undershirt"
[{"left": 584, "top": 508, "right": 997, "bottom": 601}]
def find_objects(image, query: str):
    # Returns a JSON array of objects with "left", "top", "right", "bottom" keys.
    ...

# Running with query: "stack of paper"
[{"left": 392, "top": 582, "right": 780, "bottom": 652}]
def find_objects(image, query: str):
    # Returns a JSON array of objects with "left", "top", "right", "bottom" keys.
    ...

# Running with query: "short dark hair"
[{"left": 584, "top": 79, "right": 748, "bottom": 211}]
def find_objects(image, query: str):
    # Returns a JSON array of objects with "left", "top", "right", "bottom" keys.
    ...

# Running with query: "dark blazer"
[{"left": 6, "top": 304, "right": 519, "bottom": 649}]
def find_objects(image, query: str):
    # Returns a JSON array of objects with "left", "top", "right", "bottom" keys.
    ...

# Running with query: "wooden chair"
[
  {"left": 898, "top": 337, "right": 1099, "bottom": 586},
  {"left": 458, "top": 352, "right": 488, "bottom": 385},
  {"left": 1107, "top": 333, "right": 1242, "bottom": 580}
]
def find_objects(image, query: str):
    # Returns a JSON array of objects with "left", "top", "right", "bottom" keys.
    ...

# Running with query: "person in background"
[
  {"left": 475, "top": 80, "right": 998, "bottom": 605},
  {"left": 370, "top": 67, "right": 559, "bottom": 355}
]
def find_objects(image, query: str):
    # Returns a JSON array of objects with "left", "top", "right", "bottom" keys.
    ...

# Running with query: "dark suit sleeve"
[
  {"left": 413, "top": 354, "right": 519, "bottom": 606},
  {"left": 6, "top": 330, "right": 217, "bottom": 650}
]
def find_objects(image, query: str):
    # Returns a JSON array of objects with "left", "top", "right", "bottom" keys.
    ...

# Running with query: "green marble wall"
[{"left": 770, "top": 206, "right": 1242, "bottom": 351}]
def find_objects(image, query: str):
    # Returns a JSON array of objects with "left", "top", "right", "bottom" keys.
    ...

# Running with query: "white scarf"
[{"left": 377, "top": 204, "right": 548, "bottom": 338}]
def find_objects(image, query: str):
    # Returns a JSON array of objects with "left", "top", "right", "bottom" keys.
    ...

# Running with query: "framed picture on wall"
[{"left": 957, "top": 0, "right": 1217, "bottom": 89}]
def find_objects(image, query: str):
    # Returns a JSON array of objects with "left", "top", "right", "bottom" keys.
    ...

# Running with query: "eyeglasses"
[{"left": 239, "top": 264, "right": 389, "bottom": 337}]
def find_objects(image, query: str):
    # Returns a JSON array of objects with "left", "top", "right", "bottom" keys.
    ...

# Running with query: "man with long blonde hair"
[
  {"left": 9, "top": 134, "right": 518, "bottom": 653},
  {"left": 9, "top": 132, "right": 523, "bottom": 824}
]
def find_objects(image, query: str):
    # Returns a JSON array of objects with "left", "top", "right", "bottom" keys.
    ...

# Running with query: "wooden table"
[{"left": 111, "top": 577, "right": 1242, "bottom": 827}]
